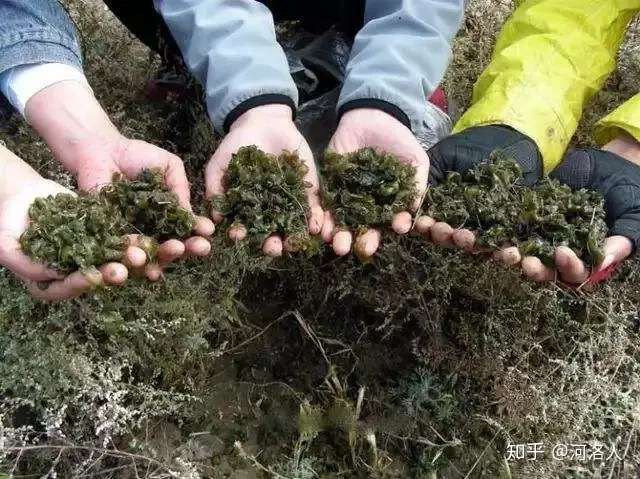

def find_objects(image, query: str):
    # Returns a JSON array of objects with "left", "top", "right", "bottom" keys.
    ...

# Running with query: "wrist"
[
  {"left": 338, "top": 107, "right": 410, "bottom": 131},
  {"left": 602, "top": 133, "right": 640, "bottom": 167},
  {"left": 338, "top": 101, "right": 411, "bottom": 131},
  {"left": 0, "top": 145, "right": 43, "bottom": 199},
  {"left": 229, "top": 103, "right": 294, "bottom": 132},
  {"left": 24, "top": 81, "right": 122, "bottom": 173}
]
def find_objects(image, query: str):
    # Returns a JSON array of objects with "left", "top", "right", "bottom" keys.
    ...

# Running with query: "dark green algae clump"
[
  {"left": 321, "top": 148, "right": 417, "bottom": 230},
  {"left": 20, "top": 169, "right": 195, "bottom": 273},
  {"left": 426, "top": 151, "right": 607, "bottom": 267},
  {"left": 212, "top": 146, "right": 315, "bottom": 251}
]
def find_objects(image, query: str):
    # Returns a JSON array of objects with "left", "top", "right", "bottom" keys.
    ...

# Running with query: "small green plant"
[
  {"left": 426, "top": 152, "right": 607, "bottom": 266},
  {"left": 20, "top": 194, "right": 126, "bottom": 272},
  {"left": 212, "top": 146, "right": 313, "bottom": 249},
  {"left": 321, "top": 148, "right": 417, "bottom": 229},
  {"left": 101, "top": 169, "right": 194, "bottom": 241},
  {"left": 21, "top": 169, "right": 195, "bottom": 272}
]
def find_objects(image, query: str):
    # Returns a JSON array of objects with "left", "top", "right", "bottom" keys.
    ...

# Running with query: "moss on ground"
[{"left": 426, "top": 153, "right": 607, "bottom": 266}]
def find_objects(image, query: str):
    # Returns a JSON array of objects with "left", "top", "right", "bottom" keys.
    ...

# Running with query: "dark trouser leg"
[
  {"left": 102, "top": 0, "right": 180, "bottom": 59},
  {"left": 103, "top": 0, "right": 366, "bottom": 55}
]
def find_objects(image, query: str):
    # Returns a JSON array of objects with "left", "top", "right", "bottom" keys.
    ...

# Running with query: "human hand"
[
  {"left": 420, "top": 125, "right": 543, "bottom": 254},
  {"left": 24, "top": 81, "right": 214, "bottom": 281},
  {"left": 0, "top": 161, "right": 147, "bottom": 301},
  {"left": 63, "top": 135, "right": 214, "bottom": 279},
  {"left": 206, "top": 104, "right": 323, "bottom": 257},
  {"left": 324, "top": 108, "right": 429, "bottom": 259},
  {"left": 519, "top": 140, "right": 640, "bottom": 285}
]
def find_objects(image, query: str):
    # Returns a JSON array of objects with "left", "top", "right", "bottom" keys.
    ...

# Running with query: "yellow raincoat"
[{"left": 454, "top": 0, "right": 640, "bottom": 173}]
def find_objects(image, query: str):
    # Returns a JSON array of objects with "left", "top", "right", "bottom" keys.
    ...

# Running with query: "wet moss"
[
  {"left": 321, "top": 148, "right": 417, "bottom": 230},
  {"left": 426, "top": 152, "right": 607, "bottom": 266},
  {"left": 20, "top": 194, "right": 126, "bottom": 273},
  {"left": 212, "top": 146, "right": 312, "bottom": 249},
  {"left": 101, "top": 169, "right": 194, "bottom": 241},
  {"left": 20, "top": 169, "right": 194, "bottom": 272}
]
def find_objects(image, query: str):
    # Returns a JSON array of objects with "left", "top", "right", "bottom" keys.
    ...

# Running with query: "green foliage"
[
  {"left": 101, "top": 169, "right": 195, "bottom": 241},
  {"left": 20, "top": 194, "right": 125, "bottom": 272},
  {"left": 322, "top": 148, "right": 417, "bottom": 229},
  {"left": 212, "top": 146, "right": 312, "bottom": 248},
  {"left": 20, "top": 169, "right": 194, "bottom": 272},
  {"left": 426, "top": 152, "right": 607, "bottom": 266}
]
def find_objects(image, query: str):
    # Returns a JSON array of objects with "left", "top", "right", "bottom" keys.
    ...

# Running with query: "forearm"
[
  {"left": 454, "top": 0, "right": 639, "bottom": 172},
  {"left": 338, "top": 0, "right": 464, "bottom": 134},
  {"left": 24, "top": 81, "right": 121, "bottom": 173},
  {"left": 156, "top": 0, "right": 298, "bottom": 133}
]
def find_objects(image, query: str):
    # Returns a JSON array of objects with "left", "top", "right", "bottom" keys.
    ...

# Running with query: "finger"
[
  {"left": 157, "top": 239, "right": 186, "bottom": 266},
  {"left": 411, "top": 154, "right": 430, "bottom": 212},
  {"left": 99, "top": 262, "right": 128, "bottom": 286},
  {"left": 452, "top": 228, "right": 476, "bottom": 252},
  {"left": 210, "top": 206, "right": 225, "bottom": 224},
  {"left": 321, "top": 211, "right": 336, "bottom": 243},
  {"left": 555, "top": 246, "right": 589, "bottom": 285},
  {"left": 493, "top": 246, "right": 522, "bottom": 266},
  {"left": 588, "top": 235, "right": 633, "bottom": 284},
  {"left": 0, "top": 235, "right": 63, "bottom": 281},
  {"left": 415, "top": 215, "right": 435, "bottom": 236},
  {"left": 430, "top": 222, "right": 455, "bottom": 247},
  {"left": 391, "top": 211, "right": 413, "bottom": 235},
  {"left": 332, "top": 230, "right": 352, "bottom": 256},
  {"left": 185, "top": 236, "right": 211, "bottom": 257},
  {"left": 194, "top": 216, "right": 215, "bottom": 237},
  {"left": 229, "top": 224, "right": 248, "bottom": 242},
  {"left": 354, "top": 229, "right": 381, "bottom": 260},
  {"left": 145, "top": 264, "right": 163, "bottom": 282},
  {"left": 163, "top": 155, "right": 192, "bottom": 210},
  {"left": 308, "top": 204, "right": 324, "bottom": 236},
  {"left": 262, "top": 235, "right": 283, "bottom": 257},
  {"left": 123, "top": 246, "right": 147, "bottom": 268},
  {"left": 28, "top": 268, "right": 103, "bottom": 302},
  {"left": 205, "top": 155, "right": 228, "bottom": 199},
  {"left": 521, "top": 256, "right": 555, "bottom": 283},
  {"left": 283, "top": 236, "right": 300, "bottom": 253},
  {"left": 126, "top": 234, "right": 158, "bottom": 259},
  {"left": 598, "top": 235, "right": 633, "bottom": 271}
]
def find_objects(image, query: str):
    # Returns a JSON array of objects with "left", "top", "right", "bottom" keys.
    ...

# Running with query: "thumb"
[
  {"left": 598, "top": 235, "right": 633, "bottom": 271},
  {"left": 76, "top": 166, "right": 115, "bottom": 194},
  {"left": 411, "top": 151, "right": 430, "bottom": 212},
  {"left": 588, "top": 235, "right": 633, "bottom": 285}
]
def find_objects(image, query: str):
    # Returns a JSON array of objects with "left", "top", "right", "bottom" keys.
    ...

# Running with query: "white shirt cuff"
[{"left": 0, "top": 63, "right": 91, "bottom": 117}]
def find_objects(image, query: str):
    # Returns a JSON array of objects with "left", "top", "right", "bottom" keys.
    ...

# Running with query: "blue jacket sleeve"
[
  {"left": 0, "top": 0, "right": 83, "bottom": 75},
  {"left": 155, "top": 0, "right": 299, "bottom": 134},
  {"left": 337, "top": 0, "right": 464, "bottom": 135}
]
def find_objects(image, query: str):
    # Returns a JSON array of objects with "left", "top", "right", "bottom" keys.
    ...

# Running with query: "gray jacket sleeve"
[
  {"left": 337, "top": 0, "right": 464, "bottom": 136},
  {"left": 155, "top": 0, "right": 298, "bottom": 134}
]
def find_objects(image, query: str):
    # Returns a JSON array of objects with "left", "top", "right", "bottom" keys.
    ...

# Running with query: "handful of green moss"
[
  {"left": 20, "top": 169, "right": 194, "bottom": 273},
  {"left": 321, "top": 148, "right": 417, "bottom": 230},
  {"left": 426, "top": 152, "right": 607, "bottom": 266},
  {"left": 212, "top": 146, "right": 312, "bottom": 249}
]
